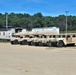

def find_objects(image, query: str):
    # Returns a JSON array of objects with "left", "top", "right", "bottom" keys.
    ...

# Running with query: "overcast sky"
[{"left": 0, "top": 0, "right": 76, "bottom": 16}]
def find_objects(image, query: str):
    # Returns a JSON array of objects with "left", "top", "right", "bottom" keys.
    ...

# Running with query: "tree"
[{"left": 0, "top": 12, "right": 76, "bottom": 32}]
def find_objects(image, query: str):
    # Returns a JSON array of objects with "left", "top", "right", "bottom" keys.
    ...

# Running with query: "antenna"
[
  {"left": 65, "top": 11, "right": 69, "bottom": 34},
  {"left": 6, "top": 13, "right": 8, "bottom": 29}
]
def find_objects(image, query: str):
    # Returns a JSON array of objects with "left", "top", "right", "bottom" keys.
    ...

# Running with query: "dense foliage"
[{"left": 0, "top": 12, "right": 76, "bottom": 31}]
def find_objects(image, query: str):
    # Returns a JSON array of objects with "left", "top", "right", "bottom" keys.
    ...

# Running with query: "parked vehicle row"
[{"left": 10, "top": 33, "right": 76, "bottom": 47}]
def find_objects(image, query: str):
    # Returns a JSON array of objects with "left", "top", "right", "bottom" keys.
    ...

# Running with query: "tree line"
[{"left": 0, "top": 12, "right": 76, "bottom": 32}]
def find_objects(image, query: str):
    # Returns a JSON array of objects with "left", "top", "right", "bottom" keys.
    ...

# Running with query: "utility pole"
[
  {"left": 6, "top": 13, "right": 8, "bottom": 29},
  {"left": 65, "top": 11, "right": 69, "bottom": 34}
]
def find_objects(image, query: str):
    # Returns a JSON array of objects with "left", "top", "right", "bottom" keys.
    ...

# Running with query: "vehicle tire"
[
  {"left": 11, "top": 41, "right": 14, "bottom": 44},
  {"left": 38, "top": 42, "right": 43, "bottom": 46},
  {"left": 19, "top": 41, "right": 22, "bottom": 45},
  {"left": 20, "top": 40, "right": 27, "bottom": 45},
  {"left": 47, "top": 41, "right": 51, "bottom": 46},
  {"left": 11, "top": 40, "right": 18, "bottom": 45},
  {"left": 15, "top": 40, "right": 19, "bottom": 44},
  {"left": 31, "top": 41, "right": 35, "bottom": 46},
  {"left": 35, "top": 42, "right": 39, "bottom": 46},
  {"left": 28, "top": 42, "right": 31, "bottom": 45},
  {"left": 57, "top": 40, "right": 64, "bottom": 47}
]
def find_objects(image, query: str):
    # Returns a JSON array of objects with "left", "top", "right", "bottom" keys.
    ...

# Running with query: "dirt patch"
[{"left": 0, "top": 43, "right": 76, "bottom": 75}]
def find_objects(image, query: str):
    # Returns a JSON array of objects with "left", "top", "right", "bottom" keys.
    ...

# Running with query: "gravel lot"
[{"left": 0, "top": 43, "right": 76, "bottom": 75}]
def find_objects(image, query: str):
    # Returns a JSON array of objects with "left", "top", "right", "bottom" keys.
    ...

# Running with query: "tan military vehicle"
[
  {"left": 27, "top": 35, "right": 35, "bottom": 45},
  {"left": 37, "top": 35, "right": 57, "bottom": 46},
  {"left": 34, "top": 31, "right": 58, "bottom": 46},
  {"left": 10, "top": 31, "right": 28, "bottom": 45},
  {"left": 26, "top": 31, "right": 38, "bottom": 45},
  {"left": 19, "top": 31, "right": 37, "bottom": 45},
  {"left": 19, "top": 35, "right": 30, "bottom": 45},
  {"left": 35, "top": 35, "right": 47, "bottom": 46},
  {"left": 48, "top": 33, "right": 76, "bottom": 47},
  {"left": 31, "top": 34, "right": 43, "bottom": 46},
  {"left": 46, "top": 35, "right": 58, "bottom": 47},
  {"left": 10, "top": 33, "right": 20, "bottom": 44}
]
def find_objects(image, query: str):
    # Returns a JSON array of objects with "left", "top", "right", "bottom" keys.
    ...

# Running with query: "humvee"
[
  {"left": 37, "top": 35, "right": 49, "bottom": 46},
  {"left": 38, "top": 35, "right": 58, "bottom": 46},
  {"left": 48, "top": 33, "right": 76, "bottom": 47},
  {"left": 10, "top": 31, "right": 28, "bottom": 45},
  {"left": 27, "top": 35, "right": 35, "bottom": 45},
  {"left": 10, "top": 33, "right": 20, "bottom": 44},
  {"left": 19, "top": 35, "right": 30, "bottom": 45},
  {"left": 46, "top": 35, "right": 58, "bottom": 47},
  {"left": 19, "top": 31, "right": 37, "bottom": 45},
  {"left": 31, "top": 34, "right": 44, "bottom": 46}
]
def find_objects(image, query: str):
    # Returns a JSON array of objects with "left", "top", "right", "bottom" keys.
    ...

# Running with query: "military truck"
[
  {"left": 27, "top": 35, "right": 35, "bottom": 45},
  {"left": 10, "top": 33, "right": 20, "bottom": 44},
  {"left": 46, "top": 35, "right": 58, "bottom": 47},
  {"left": 31, "top": 34, "right": 44, "bottom": 46},
  {"left": 35, "top": 35, "right": 48, "bottom": 46},
  {"left": 36, "top": 35, "right": 57, "bottom": 46},
  {"left": 47, "top": 33, "right": 76, "bottom": 47},
  {"left": 10, "top": 31, "right": 28, "bottom": 45},
  {"left": 19, "top": 31, "right": 37, "bottom": 45},
  {"left": 19, "top": 35, "right": 30, "bottom": 45}
]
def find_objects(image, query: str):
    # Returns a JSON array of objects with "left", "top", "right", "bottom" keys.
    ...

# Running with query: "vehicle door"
[
  {"left": 66, "top": 35, "right": 72, "bottom": 43},
  {"left": 72, "top": 34, "right": 76, "bottom": 43}
]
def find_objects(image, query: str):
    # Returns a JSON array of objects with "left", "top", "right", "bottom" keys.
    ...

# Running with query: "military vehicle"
[
  {"left": 27, "top": 35, "right": 35, "bottom": 45},
  {"left": 19, "top": 35, "right": 30, "bottom": 45},
  {"left": 10, "top": 33, "right": 20, "bottom": 44},
  {"left": 47, "top": 33, "right": 76, "bottom": 47},
  {"left": 35, "top": 35, "right": 48, "bottom": 46},
  {"left": 46, "top": 35, "right": 57, "bottom": 47},
  {"left": 19, "top": 31, "right": 37, "bottom": 45},
  {"left": 10, "top": 31, "right": 28, "bottom": 45},
  {"left": 31, "top": 34, "right": 44, "bottom": 46}
]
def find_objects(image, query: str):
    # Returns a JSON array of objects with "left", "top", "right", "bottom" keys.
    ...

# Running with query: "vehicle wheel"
[
  {"left": 47, "top": 41, "right": 51, "bottom": 46},
  {"left": 57, "top": 40, "right": 64, "bottom": 47},
  {"left": 31, "top": 41, "right": 35, "bottom": 46},
  {"left": 15, "top": 40, "right": 19, "bottom": 44},
  {"left": 35, "top": 42, "right": 39, "bottom": 46},
  {"left": 38, "top": 42, "right": 43, "bottom": 46},
  {"left": 28, "top": 42, "right": 31, "bottom": 45},
  {"left": 20, "top": 41, "right": 22, "bottom": 45},
  {"left": 11, "top": 40, "right": 18, "bottom": 45},
  {"left": 20, "top": 40, "right": 27, "bottom": 45},
  {"left": 51, "top": 42, "right": 56, "bottom": 47},
  {"left": 11, "top": 41, "right": 14, "bottom": 44}
]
